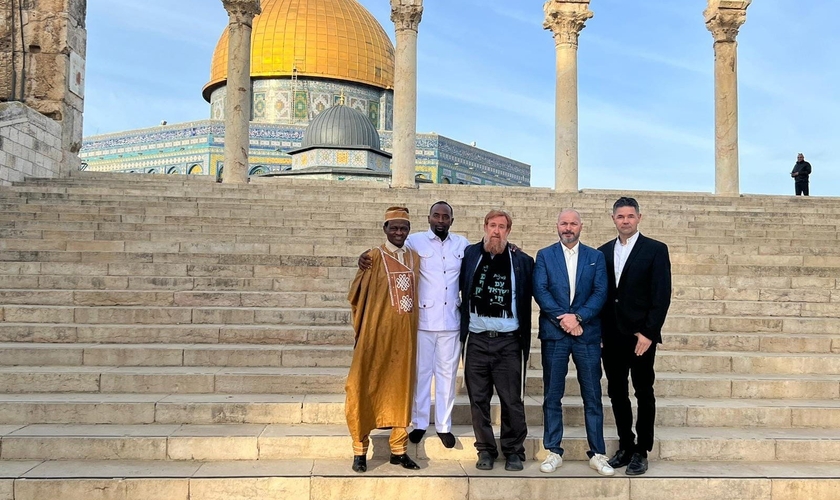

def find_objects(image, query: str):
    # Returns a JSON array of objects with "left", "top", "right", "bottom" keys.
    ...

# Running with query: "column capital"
[
  {"left": 221, "top": 0, "right": 261, "bottom": 25},
  {"left": 543, "top": 0, "right": 594, "bottom": 47},
  {"left": 390, "top": 0, "right": 423, "bottom": 32},
  {"left": 704, "top": 0, "right": 751, "bottom": 43}
]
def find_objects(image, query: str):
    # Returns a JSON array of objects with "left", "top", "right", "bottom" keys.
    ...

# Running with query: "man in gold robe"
[{"left": 346, "top": 206, "right": 421, "bottom": 473}]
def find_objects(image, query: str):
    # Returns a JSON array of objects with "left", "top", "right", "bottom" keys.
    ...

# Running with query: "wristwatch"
[{"left": 574, "top": 313, "right": 583, "bottom": 324}]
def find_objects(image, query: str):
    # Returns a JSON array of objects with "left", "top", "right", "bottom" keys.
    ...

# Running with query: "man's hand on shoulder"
[
  {"left": 634, "top": 333, "right": 652, "bottom": 356},
  {"left": 358, "top": 250, "right": 372, "bottom": 270}
]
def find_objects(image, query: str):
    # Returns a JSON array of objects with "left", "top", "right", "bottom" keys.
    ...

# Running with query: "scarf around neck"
[{"left": 470, "top": 244, "right": 513, "bottom": 318}]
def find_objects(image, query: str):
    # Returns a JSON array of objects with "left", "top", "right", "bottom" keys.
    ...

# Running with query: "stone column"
[
  {"left": 544, "top": 0, "right": 593, "bottom": 193},
  {"left": 705, "top": 0, "right": 750, "bottom": 196},
  {"left": 221, "top": 0, "right": 261, "bottom": 184},
  {"left": 389, "top": 0, "right": 423, "bottom": 189}
]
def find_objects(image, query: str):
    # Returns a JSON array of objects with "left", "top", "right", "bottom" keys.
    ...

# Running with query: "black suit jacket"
[
  {"left": 598, "top": 234, "right": 672, "bottom": 344},
  {"left": 459, "top": 242, "right": 534, "bottom": 360}
]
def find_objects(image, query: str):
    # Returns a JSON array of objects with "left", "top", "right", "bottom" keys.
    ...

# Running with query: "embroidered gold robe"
[{"left": 345, "top": 245, "right": 419, "bottom": 442}]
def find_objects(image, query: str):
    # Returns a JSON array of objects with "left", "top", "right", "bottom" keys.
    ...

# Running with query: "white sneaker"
[
  {"left": 540, "top": 452, "right": 563, "bottom": 473},
  {"left": 589, "top": 453, "right": 615, "bottom": 476}
]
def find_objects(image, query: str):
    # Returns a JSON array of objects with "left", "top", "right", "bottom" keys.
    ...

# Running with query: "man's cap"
[{"left": 384, "top": 206, "right": 410, "bottom": 222}]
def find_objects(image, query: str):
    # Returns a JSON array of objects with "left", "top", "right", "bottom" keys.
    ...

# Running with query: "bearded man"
[{"left": 459, "top": 209, "right": 534, "bottom": 472}]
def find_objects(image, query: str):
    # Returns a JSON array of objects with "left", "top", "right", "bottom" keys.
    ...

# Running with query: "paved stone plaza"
[{"left": 0, "top": 172, "right": 837, "bottom": 498}]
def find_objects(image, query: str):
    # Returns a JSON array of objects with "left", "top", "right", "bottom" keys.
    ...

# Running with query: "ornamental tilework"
[
  {"left": 253, "top": 93, "right": 266, "bottom": 119},
  {"left": 311, "top": 93, "right": 332, "bottom": 116}
]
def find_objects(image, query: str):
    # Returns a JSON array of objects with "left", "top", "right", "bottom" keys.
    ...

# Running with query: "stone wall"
[
  {"left": 0, "top": 0, "right": 87, "bottom": 177},
  {"left": 0, "top": 101, "right": 63, "bottom": 184}
]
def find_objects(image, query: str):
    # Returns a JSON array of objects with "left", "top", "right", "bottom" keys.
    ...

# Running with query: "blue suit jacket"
[{"left": 533, "top": 242, "right": 608, "bottom": 344}]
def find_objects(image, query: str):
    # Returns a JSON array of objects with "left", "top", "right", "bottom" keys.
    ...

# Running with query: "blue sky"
[{"left": 84, "top": 0, "right": 839, "bottom": 195}]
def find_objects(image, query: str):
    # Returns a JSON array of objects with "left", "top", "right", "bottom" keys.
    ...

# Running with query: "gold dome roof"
[{"left": 203, "top": 0, "right": 395, "bottom": 101}]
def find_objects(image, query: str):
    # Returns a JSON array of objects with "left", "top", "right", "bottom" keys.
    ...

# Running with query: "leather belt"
[{"left": 476, "top": 330, "right": 517, "bottom": 338}]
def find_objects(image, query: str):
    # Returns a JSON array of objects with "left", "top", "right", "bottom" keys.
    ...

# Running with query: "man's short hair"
[
  {"left": 612, "top": 197, "right": 640, "bottom": 214},
  {"left": 484, "top": 209, "right": 512, "bottom": 227},
  {"left": 429, "top": 200, "right": 453, "bottom": 216}
]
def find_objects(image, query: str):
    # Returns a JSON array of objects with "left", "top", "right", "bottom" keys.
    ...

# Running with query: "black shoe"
[
  {"left": 504, "top": 454, "right": 524, "bottom": 471},
  {"left": 437, "top": 432, "right": 456, "bottom": 448},
  {"left": 608, "top": 449, "right": 632, "bottom": 469},
  {"left": 475, "top": 451, "right": 495, "bottom": 470},
  {"left": 352, "top": 455, "right": 367, "bottom": 473},
  {"left": 408, "top": 429, "right": 426, "bottom": 443},
  {"left": 625, "top": 453, "right": 648, "bottom": 476},
  {"left": 390, "top": 453, "right": 420, "bottom": 470}
]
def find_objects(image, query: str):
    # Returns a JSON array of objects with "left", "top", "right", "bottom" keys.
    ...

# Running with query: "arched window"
[
  {"left": 188, "top": 164, "right": 203, "bottom": 175},
  {"left": 249, "top": 166, "right": 268, "bottom": 176},
  {"left": 147, "top": 168, "right": 156, "bottom": 174},
  {"left": 440, "top": 177, "right": 451, "bottom": 184},
  {"left": 167, "top": 167, "right": 179, "bottom": 174}
]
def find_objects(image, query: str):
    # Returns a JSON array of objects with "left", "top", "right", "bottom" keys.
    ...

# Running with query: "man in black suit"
[
  {"left": 791, "top": 153, "right": 812, "bottom": 196},
  {"left": 460, "top": 209, "right": 534, "bottom": 472},
  {"left": 598, "top": 197, "right": 671, "bottom": 476}
]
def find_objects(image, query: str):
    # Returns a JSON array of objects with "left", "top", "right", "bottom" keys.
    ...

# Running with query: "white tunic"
[{"left": 406, "top": 229, "right": 469, "bottom": 332}]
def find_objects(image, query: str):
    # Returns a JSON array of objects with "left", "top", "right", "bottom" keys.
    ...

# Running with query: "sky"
[{"left": 83, "top": 0, "right": 840, "bottom": 195}]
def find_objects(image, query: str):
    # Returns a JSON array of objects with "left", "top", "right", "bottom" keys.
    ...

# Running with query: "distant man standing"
[
  {"left": 598, "top": 197, "right": 671, "bottom": 476},
  {"left": 346, "top": 206, "right": 421, "bottom": 473},
  {"left": 460, "top": 210, "right": 534, "bottom": 472},
  {"left": 533, "top": 210, "right": 613, "bottom": 476},
  {"left": 791, "top": 153, "right": 812, "bottom": 196}
]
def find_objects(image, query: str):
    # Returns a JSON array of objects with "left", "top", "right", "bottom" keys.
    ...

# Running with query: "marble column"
[
  {"left": 389, "top": 0, "right": 423, "bottom": 189},
  {"left": 544, "top": 1, "right": 592, "bottom": 193},
  {"left": 221, "top": 0, "right": 261, "bottom": 184},
  {"left": 705, "top": 0, "right": 750, "bottom": 196}
]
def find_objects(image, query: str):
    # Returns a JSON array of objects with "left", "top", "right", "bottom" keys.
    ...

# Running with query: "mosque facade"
[{"left": 80, "top": 0, "right": 530, "bottom": 187}]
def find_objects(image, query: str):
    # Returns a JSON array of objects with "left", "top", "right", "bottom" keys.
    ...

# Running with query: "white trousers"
[{"left": 412, "top": 328, "right": 461, "bottom": 433}]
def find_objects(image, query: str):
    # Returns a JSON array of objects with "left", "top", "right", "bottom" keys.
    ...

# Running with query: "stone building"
[{"left": 80, "top": 0, "right": 530, "bottom": 187}]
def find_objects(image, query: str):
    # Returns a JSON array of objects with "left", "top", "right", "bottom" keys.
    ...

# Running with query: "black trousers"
[
  {"left": 795, "top": 181, "right": 809, "bottom": 196},
  {"left": 464, "top": 333, "right": 527, "bottom": 459},
  {"left": 602, "top": 334, "right": 657, "bottom": 454}
]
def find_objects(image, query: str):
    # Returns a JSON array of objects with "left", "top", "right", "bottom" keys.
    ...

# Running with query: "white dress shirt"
[
  {"left": 405, "top": 230, "right": 470, "bottom": 331},
  {"left": 385, "top": 240, "right": 407, "bottom": 265},
  {"left": 614, "top": 231, "right": 640, "bottom": 285},
  {"left": 563, "top": 241, "right": 579, "bottom": 305}
]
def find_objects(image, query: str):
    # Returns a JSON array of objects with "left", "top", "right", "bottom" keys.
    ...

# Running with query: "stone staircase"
[{"left": 0, "top": 171, "right": 838, "bottom": 499}]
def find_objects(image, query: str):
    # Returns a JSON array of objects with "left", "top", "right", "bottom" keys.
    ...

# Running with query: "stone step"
[
  {"left": 0, "top": 458, "right": 837, "bottom": 500},
  {"left": 0, "top": 305, "right": 351, "bottom": 325},
  {"left": 0, "top": 289, "right": 347, "bottom": 307},
  {"left": 0, "top": 366, "right": 836, "bottom": 399},
  {"left": 2, "top": 342, "right": 838, "bottom": 375},
  {"left": 0, "top": 424, "right": 838, "bottom": 463},
  {"left": 0, "top": 393, "right": 836, "bottom": 428},
  {"left": 0, "top": 324, "right": 352, "bottom": 345}
]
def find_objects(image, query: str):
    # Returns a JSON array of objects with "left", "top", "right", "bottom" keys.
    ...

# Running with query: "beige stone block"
[
  {"left": 190, "top": 478, "right": 310, "bottom": 500},
  {"left": 655, "top": 354, "right": 731, "bottom": 373},
  {"left": 665, "top": 333, "right": 759, "bottom": 352},
  {"left": 215, "top": 372, "right": 345, "bottom": 394},
  {"left": 760, "top": 289, "right": 831, "bottom": 303},
  {"left": 671, "top": 301, "right": 725, "bottom": 315},
  {"left": 73, "top": 291, "right": 175, "bottom": 306},
  {"left": 126, "top": 276, "right": 195, "bottom": 290},
  {"left": 712, "top": 288, "right": 760, "bottom": 301},
  {"left": 772, "top": 479, "right": 840, "bottom": 500},
  {"left": 710, "top": 317, "right": 782, "bottom": 333},
  {"left": 40, "top": 262, "right": 108, "bottom": 276},
  {"left": 759, "top": 335, "right": 832, "bottom": 354},
  {"left": 107, "top": 263, "right": 188, "bottom": 276},
  {"left": 801, "top": 303, "right": 840, "bottom": 318},
  {"left": 282, "top": 347, "right": 352, "bottom": 367},
  {"left": 0, "top": 346, "right": 83, "bottom": 366},
  {"left": 731, "top": 379, "right": 839, "bottom": 400},
  {"left": 156, "top": 401, "right": 302, "bottom": 425},
  {"left": 173, "top": 292, "right": 241, "bottom": 307},
  {"left": 311, "top": 477, "right": 468, "bottom": 500},
  {"left": 724, "top": 301, "right": 802, "bottom": 317},
  {"left": 3, "top": 305, "right": 74, "bottom": 323},
  {"left": 301, "top": 398, "right": 345, "bottom": 424},
  {"left": 663, "top": 316, "right": 710, "bottom": 332},
  {"left": 74, "top": 307, "right": 193, "bottom": 325},
  {"left": 259, "top": 435, "right": 349, "bottom": 459},
  {"left": 76, "top": 325, "right": 220, "bottom": 344},
  {"left": 100, "top": 373, "right": 215, "bottom": 394},
  {"left": 630, "top": 478, "right": 770, "bottom": 500},
  {"left": 66, "top": 241, "right": 125, "bottom": 252},
  {"left": 791, "top": 408, "right": 840, "bottom": 428},
  {"left": 0, "top": 480, "right": 10, "bottom": 500},
  {"left": 0, "top": 289, "right": 73, "bottom": 305},
  {"left": 686, "top": 406, "right": 791, "bottom": 428},
  {"left": 0, "top": 401, "right": 155, "bottom": 425},
  {"left": 1, "top": 436, "right": 166, "bottom": 460},
  {"left": 0, "top": 371, "right": 100, "bottom": 393},
  {"left": 783, "top": 318, "right": 840, "bottom": 334},
  {"left": 83, "top": 346, "right": 185, "bottom": 367},
  {"left": 659, "top": 437, "right": 776, "bottom": 461},
  {"left": 14, "top": 479, "right": 189, "bottom": 500},
  {"left": 790, "top": 276, "right": 836, "bottom": 289},
  {"left": 188, "top": 264, "right": 254, "bottom": 278},
  {"left": 218, "top": 326, "right": 307, "bottom": 344},
  {"left": 734, "top": 355, "right": 840, "bottom": 375},
  {"left": 167, "top": 436, "right": 258, "bottom": 460},
  {"left": 468, "top": 477, "right": 627, "bottom": 500},
  {"left": 730, "top": 277, "right": 790, "bottom": 288},
  {"left": 254, "top": 308, "right": 350, "bottom": 325},
  {"left": 776, "top": 440, "right": 840, "bottom": 461},
  {"left": 729, "top": 255, "right": 803, "bottom": 266},
  {"left": 240, "top": 292, "right": 305, "bottom": 307},
  {"left": 192, "top": 308, "right": 255, "bottom": 324},
  {"left": 656, "top": 378, "right": 732, "bottom": 398}
]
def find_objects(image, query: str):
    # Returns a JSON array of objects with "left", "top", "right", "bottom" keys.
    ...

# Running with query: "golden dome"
[{"left": 203, "top": 0, "right": 395, "bottom": 101}]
